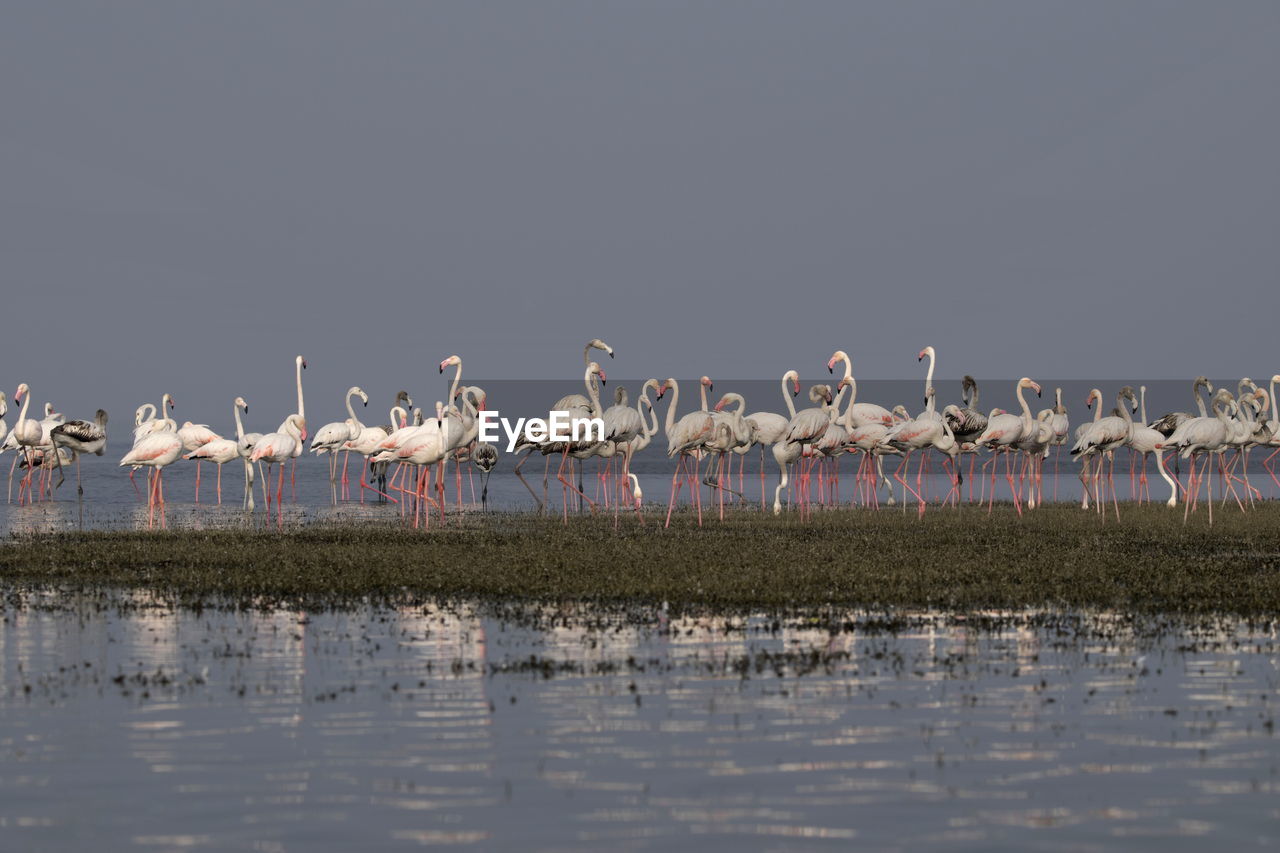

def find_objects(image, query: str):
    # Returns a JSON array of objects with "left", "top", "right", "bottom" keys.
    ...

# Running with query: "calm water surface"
[{"left": 1, "top": 596, "right": 1276, "bottom": 850}]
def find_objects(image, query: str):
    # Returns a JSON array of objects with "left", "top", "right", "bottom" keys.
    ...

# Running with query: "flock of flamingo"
[{"left": 3, "top": 340, "right": 1279, "bottom": 528}]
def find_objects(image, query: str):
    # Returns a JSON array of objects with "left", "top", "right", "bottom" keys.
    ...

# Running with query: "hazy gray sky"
[{"left": 3, "top": 2, "right": 1278, "bottom": 424}]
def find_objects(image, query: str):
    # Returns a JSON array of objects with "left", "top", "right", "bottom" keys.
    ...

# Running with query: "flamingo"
[
  {"left": 9, "top": 385, "right": 47, "bottom": 505},
  {"left": 772, "top": 384, "right": 835, "bottom": 517},
  {"left": 704, "top": 391, "right": 756, "bottom": 517},
  {"left": 618, "top": 379, "right": 662, "bottom": 507},
  {"left": 1126, "top": 385, "right": 1177, "bottom": 507},
  {"left": 658, "top": 377, "right": 716, "bottom": 526},
  {"left": 973, "top": 378, "right": 1041, "bottom": 515},
  {"left": 49, "top": 409, "right": 109, "bottom": 496},
  {"left": 250, "top": 413, "right": 307, "bottom": 518},
  {"left": 1071, "top": 387, "right": 1136, "bottom": 519},
  {"left": 311, "top": 386, "right": 368, "bottom": 501},
  {"left": 601, "top": 384, "right": 645, "bottom": 514},
  {"left": 473, "top": 442, "right": 499, "bottom": 511},
  {"left": 348, "top": 393, "right": 411, "bottom": 503},
  {"left": 385, "top": 401, "right": 450, "bottom": 528},
  {"left": 184, "top": 398, "right": 250, "bottom": 505},
  {"left": 544, "top": 363, "right": 608, "bottom": 520},
  {"left": 826, "top": 350, "right": 894, "bottom": 427},
  {"left": 177, "top": 420, "right": 221, "bottom": 503},
  {"left": 0, "top": 393, "right": 7, "bottom": 453},
  {"left": 512, "top": 339, "right": 613, "bottom": 510},
  {"left": 119, "top": 428, "right": 183, "bottom": 529},
  {"left": 1159, "top": 388, "right": 1237, "bottom": 524}
]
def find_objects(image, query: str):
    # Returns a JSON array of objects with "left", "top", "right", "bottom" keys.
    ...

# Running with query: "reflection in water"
[{"left": 1, "top": 599, "right": 1277, "bottom": 850}]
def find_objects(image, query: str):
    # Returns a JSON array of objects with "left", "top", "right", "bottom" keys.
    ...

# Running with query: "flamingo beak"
[
  {"left": 714, "top": 401, "right": 726, "bottom": 412},
  {"left": 302, "top": 360, "right": 308, "bottom": 370},
  {"left": 827, "top": 358, "right": 834, "bottom": 374},
  {"left": 439, "top": 362, "right": 445, "bottom": 373},
  {"left": 598, "top": 369, "right": 607, "bottom": 385}
]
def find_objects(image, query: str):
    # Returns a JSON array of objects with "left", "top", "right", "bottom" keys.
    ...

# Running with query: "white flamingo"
[{"left": 184, "top": 398, "right": 250, "bottom": 505}]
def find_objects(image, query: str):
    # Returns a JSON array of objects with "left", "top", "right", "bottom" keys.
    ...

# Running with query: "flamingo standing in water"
[
  {"left": 184, "top": 398, "right": 250, "bottom": 505},
  {"left": 1159, "top": 388, "right": 1236, "bottom": 525},
  {"left": 120, "top": 424, "right": 183, "bottom": 528},
  {"left": 772, "top": 384, "right": 835, "bottom": 518},
  {"left": 251, "top": 413, "right": 307, "bottom": 519},
  {"left": 659, "top": 377, "right": 716, "bottom": 526},
  {"left": 177, "top": 420, "right": 220, "bottom": 502},
  {"left": 512, "top": 339, "right": 613, "bottom": 511},
  {"left": 50, "top": 409, "right": 109, "bottom": 496},
  {"left": 311, "top": 386, "right": 368, "bottom": 502},
  {"left": 10, "top": 385, "right": 46, "bottom": 505},
  {"left": 973, "top": 378, "right": 1040, "bottom": 515}
]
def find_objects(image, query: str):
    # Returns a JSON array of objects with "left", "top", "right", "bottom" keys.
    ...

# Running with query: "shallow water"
[
  {"left": 5, "top": 376, "right": 1275, "bottom": 532},
  {"left": 1, "top": 440, "right": 1270, "bottom": 535},
  {"left": 2, "top": 596, "right": 1276, "bottom": 850}
]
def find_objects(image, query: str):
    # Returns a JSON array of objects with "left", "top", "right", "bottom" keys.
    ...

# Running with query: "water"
[
  {"left": 1, "top": 597, "right": 1276, "bottom": 850},
  {"left": 1, "top": 409, "right": 1275, "bottom": 534}
]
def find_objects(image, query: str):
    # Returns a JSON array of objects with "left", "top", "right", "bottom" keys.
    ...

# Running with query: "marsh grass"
[{"left": 2, "top": 504, "right": 1278, "bottom": 614}]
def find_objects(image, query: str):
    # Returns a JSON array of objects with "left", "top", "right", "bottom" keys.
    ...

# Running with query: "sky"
[{"left": 2, "top": 2, "right": 1278, "bottom": 427}]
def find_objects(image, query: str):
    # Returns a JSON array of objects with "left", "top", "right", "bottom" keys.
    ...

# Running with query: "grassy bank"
[{"left": 1, "top": 504, "right": 1278, "bottom": 614}]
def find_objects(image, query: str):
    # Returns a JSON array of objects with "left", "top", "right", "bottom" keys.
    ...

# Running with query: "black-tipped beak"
[
  {"left": 600, "top": 376, "right": 607, "bottom": 386},
  {"left": 438, "top": 365, "right": 443, "bottom": 374},
  {"left": 827, "top": 365, "right": 833, "bottom": 374},
  {"left": 362, "top": 401, "right": 367, "bottom": 407},
  {"left": 608, "top": 352, "right": 614, "bottom": 358},
  {"left": 1037, "top": 389, "right": 1042, "bottom": 398}
]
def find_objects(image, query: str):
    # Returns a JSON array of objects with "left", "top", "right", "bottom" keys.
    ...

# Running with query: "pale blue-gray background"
[{"left": 3, "top": 2, "right": 1277, "bottom": 429}]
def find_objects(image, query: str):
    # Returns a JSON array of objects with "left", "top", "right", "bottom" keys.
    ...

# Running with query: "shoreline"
[{"left": 3, "top": 505, "right": 1278, "bottom": 615}]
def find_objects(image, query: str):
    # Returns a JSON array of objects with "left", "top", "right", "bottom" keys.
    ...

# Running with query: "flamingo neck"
[
  {"left": 922, "top": 350, "right": 935, "bottom": 407},
  {"left": 16, "top": 390, "right": 31, "bottom": 431},
  {"left": 295, "top": 360, "right": 305, "bottom": 422},
  {"left": 1271, "top": 378, "right": 1279, "bottom": 424},
  {"left": 448, "top": 362, "right": 462, "bottom": 405},
  {"left": 781, "top": 373, "right": 798, "bottom": 420},
  {"left": 584, "top": 366, "right": 602, "bottom": 416},
  {"left": 1194, "top": 380, "right": 1208, "bottom": 418},
  {"left": 1139, "top": 387, "right": 1148, "bottom": 424},
  {"left": 1016, "top": 383, "right": 1032, "bottom": 430},
  {"left": 664, "top": 379, "right": 680, "bottom": 435}
]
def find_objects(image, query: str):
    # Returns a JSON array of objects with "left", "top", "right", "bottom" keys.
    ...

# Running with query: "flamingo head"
[
  {"left": 14, "top": 383, "right": 28, "bottom": 404},
  {"left": 297, "top": 356, "right": 307, "bottom": 370},
  {"left": 827, "top": 351, "right": 847, "bottom": 374},
  {"left": 700, "top": 376, "right": 713, "bottom": 393},
  {"left": 439, "top": 355, "right": 461, "bottom": 374},
  {"left": 917, "top": 346, "right": 934, "bottom": 362},
  {"left": 235, "top": 397, "right": 249, "bottom": 413},
  {"left": 587, "top": 362, "right": 607, "bottom": 386},
  {"left": 714, "top": 395, "right": 728, "bottom": 412}
]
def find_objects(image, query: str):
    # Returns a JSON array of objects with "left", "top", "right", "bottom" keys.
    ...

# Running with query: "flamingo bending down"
[
  {"left": 177, "top": 421, "right": 221, "bottom": 503},
  {"left": 50, "top": 409, "right": 109, "bottom": 496}
]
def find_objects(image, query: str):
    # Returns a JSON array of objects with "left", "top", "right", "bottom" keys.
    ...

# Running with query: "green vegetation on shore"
[{"left": 2, "top": 505, "right": 1278, "bottom": 614}]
